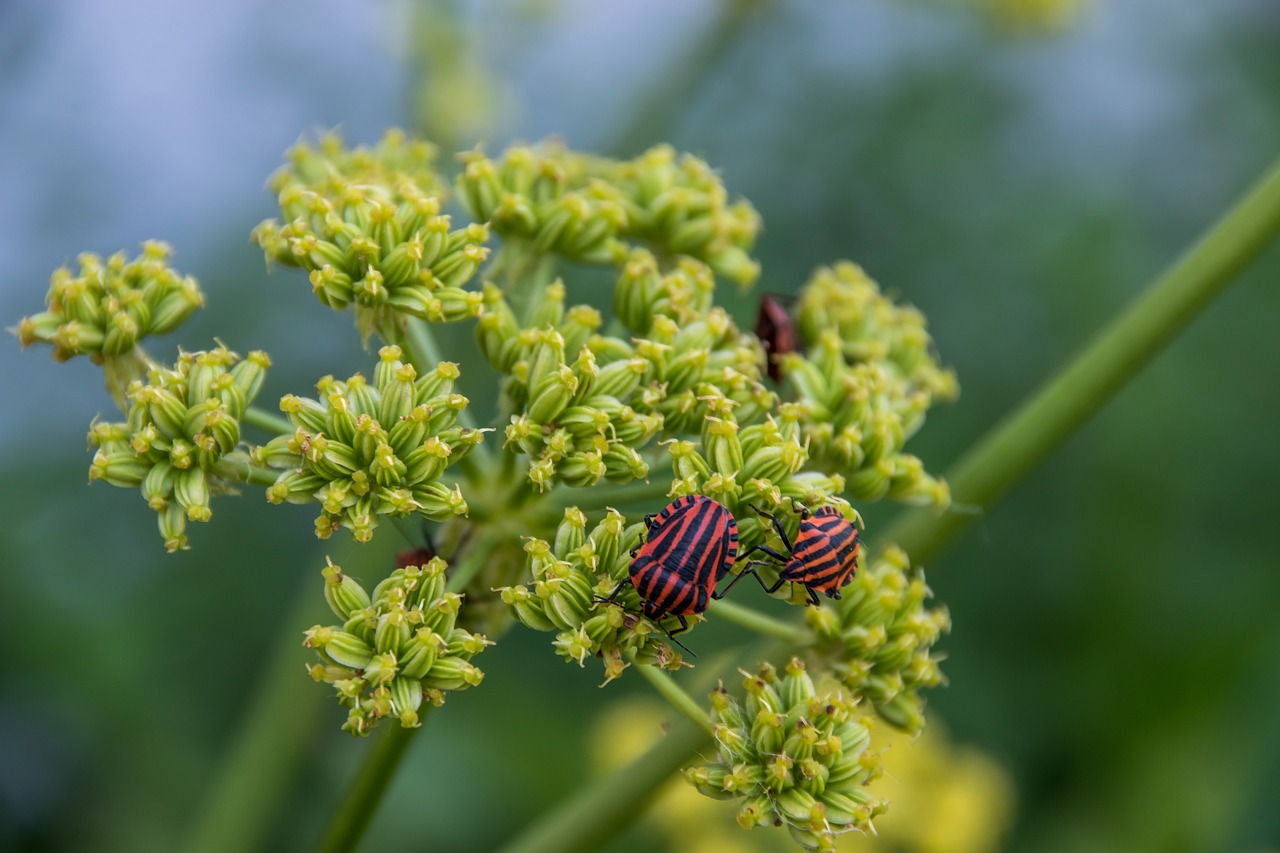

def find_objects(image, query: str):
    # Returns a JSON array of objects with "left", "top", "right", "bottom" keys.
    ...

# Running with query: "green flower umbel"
[
  {"left": 14, "top": 242, "right": 206, "bottom": 403},
  {"left": 255, "top": 345, "right": 484, "bottom": 543},
  {"left": 803, "top": 545, "right": 950, "bottom": 734},
  {"left": 252, "top": 130, "right": 487, "bottom": 342},
  {"left": 305, "top": 556, "right": 492, "bottom": 735},
  {"left": 87, "top": 344, "right": 269, "bottom": 551},
  {"left": 782, "top": 262, "right": 958, "bottom": 507},
  {"left": 684, "top": 659, "right": 887, "bottom": 850}
]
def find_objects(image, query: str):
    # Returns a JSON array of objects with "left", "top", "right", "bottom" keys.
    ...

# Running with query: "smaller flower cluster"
[
  {"left": 608, "top": 144, "right": 761, "bottom": 287},
  {"left": 684, "top": 659, "right": 887, "bottom": 850},
  {"left": 456, "top": 142, "right": 761, "bottom": 285},
  {"left": 255, "top": 346, "right": 482, "bottom": 542},
  {"left": 457, "top": 144, "right": 628, "bottom": 265},
  {"left": 804, "top": 545, "right": 950, "bottom": 734},
  {"left": 253, "top": 131, "right": 487, "bottom": 341},
  {"left": 500, "top": 507, "right": 696, "bottom": 682},
  {"left": 780, "top": 263, "right": 957, "bottom": 507},
  {"left": 483, "top": 283, "right": 658, "bottom": 491},
  {"left": 87, "top": 344, "right": 269, "bottom": 551},
  {"left": 15, "top": 241, "right": 204, "bottom": 362},
  {"left": 794, "top": 262, "right": 957, "bottom": 403},
  {"left": 304, "top": 556, "right": 492, "bottom": 736}
]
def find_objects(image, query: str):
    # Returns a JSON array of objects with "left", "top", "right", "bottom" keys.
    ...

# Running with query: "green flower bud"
[{"left": 421, "top": 657, "right": 484, "bottom": 691}]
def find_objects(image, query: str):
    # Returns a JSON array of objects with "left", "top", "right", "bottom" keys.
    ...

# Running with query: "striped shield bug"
[
  {"left": 599, "top": 495, "right": 739, "bottom": 643},
  {"left": 755, "top": 293, "right": 800, "bottom": 383},
  {"left": 719, "top": 499, "right": 860, "bottom": 606}
]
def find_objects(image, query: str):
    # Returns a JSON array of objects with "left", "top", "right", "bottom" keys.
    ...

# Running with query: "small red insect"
[
  {"left": 601, "top": 495, "right": 739, "bottom": 639},
  {"left": 720, "top": 499, "right": 860, "bottom": 606},
  {"left": 755, "top": 293, "right": 800, "bottom": 383}
]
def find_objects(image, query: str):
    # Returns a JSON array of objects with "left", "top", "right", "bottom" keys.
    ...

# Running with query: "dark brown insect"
[{"left": 755, "top": 293, "right": 800, "bottom": 382}]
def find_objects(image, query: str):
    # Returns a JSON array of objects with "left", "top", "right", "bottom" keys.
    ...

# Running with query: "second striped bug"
[{"left": 719, "top": 499, "right": 861, "bottom": 607}]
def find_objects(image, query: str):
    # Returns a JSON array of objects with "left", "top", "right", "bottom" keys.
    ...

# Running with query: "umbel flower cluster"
[
  {"left": 305, "top": 556, "right": 492, "bottom": 735},
  {"left": 16, "top": 129, "right": 959, "bottom": 847},
  {"left": 686, "top": 660, "right": 886, "bottom": 849}
]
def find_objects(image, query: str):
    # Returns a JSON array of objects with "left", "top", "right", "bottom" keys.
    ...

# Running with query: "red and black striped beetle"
[
  {"left": 720, "top": 499, "right": 860, "bottom": 606},
  {"left": 600, "top": 495, "right": 739, "bottom": 639},
  {"left": 755, "top": 293, "right": 800, "bottom": 383}
]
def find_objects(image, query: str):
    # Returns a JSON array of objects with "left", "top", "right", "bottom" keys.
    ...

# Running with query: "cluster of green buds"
[
  {"left": 684, "top": 659, "right": 887, "bottom": 850},
  {"left": 482, "top": 281, "right": 659, "bottom": 490},
  {"left": 86, "top": 344, "right": 269, "bottom": 551},
  {"left": 304, "top": 556, "right": 492, "bottom": 735},
  {"left": 500, "top": 507, "right": 696, "bottom": 682},
  {"left": 14, "top": 241, "right": 205, "bottom": 399},
  {"left": 803, "top": 545, "right": 950, "bottom": 733},
  {"left": 253, "top": 345, "right": 482, "bottom": 542},
  {"left": 456, "top": 143, "right": 761, "bottom": 285},
  {"left": 252, "top": 130, "right": 488, "bottom": 342},
  {"left": 781, "top": 263, "right": 957, "bottom": 506}
]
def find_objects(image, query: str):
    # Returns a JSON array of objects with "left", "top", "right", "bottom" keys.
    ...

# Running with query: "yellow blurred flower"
[{"left": 589, "top": 699, "right": 1015, "bottom": 853}]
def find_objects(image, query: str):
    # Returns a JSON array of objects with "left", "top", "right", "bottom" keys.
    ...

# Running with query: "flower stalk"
[{"left": 883, "top": 152, "right": 1280, "bottom": 565}]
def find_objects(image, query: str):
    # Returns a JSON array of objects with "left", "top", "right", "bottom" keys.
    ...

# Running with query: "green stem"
[
  {"left": 634, "top": 665, "right": 716, "bottom": 736},
  {"left": 495, "top": 721, "right": 710, "bottom": 853},
  {"left": 707, "top": 598, "right": 806, "bottom": 644},
  {"left": 182, "top": 582, "right": 331, "bottom": 853},
  {"left": 401, "top": 317, "right": 482, "bottom": 435},
  {"left": 214, "top": 456, "right": 281, "bottom": 489},
  {"left": 243, "top": 405, "right": 294, "bottom": 436},
  {"left": 883, "top": 153, "right": 1280, "bottom": 565},
  {"left": 315, "top": 724, "right": 419, "bottom": 853}
]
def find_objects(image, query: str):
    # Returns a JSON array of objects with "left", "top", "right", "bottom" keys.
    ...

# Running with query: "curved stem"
[
  {"left": 883, "top": 152, "right": 1280, "bottom": 565},
  {"left": 213, "top": 456, "right": 281, "bottom": 489},
  {"left": 243, "top": 405, "right": 294, "bottom": 436},
  {"left": 401, "top": 317, "right": 482, "bottom": 434}
]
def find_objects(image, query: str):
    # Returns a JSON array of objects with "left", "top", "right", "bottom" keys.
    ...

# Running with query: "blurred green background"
[{"left": 2, "top": 1, "right": 1279, "bottom": 851}]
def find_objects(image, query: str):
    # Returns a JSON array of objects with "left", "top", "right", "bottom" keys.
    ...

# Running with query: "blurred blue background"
[{"left": 2, "top": 1, "right": 1279, "bottom": 851}]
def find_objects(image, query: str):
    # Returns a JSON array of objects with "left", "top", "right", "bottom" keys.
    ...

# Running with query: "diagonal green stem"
[
  {"left": 497, "top": 152, "right": 1280, "bottom": 853},
  {"left": 314, "top": 723, "right": 419, "bottom": 853},
  {"left": 496, "top": 721, "right": 710, "bottom": 853},
  {"left": 883, "top": 153, "right": 1280, "bottom": 565},
  {"left": 182, "top": 582, "right": 331, "bottom": 853},
  {"left": 634, "top": 665, "right": 717, "bottom": 736}
]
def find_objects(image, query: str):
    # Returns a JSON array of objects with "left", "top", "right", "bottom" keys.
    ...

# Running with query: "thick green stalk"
[
  {"left": 884, "top": 154, "right": 1280, "bottom": 565},
  {"left": 498, "top": 154, "right": 1280, "bottom": 853},
  {"left": 496, "top": 721, "right": 710, "bottom": 853},
  {"left": 183, "top": 580, "right": 331, "bottom": 853},
  {"left": 315, "top": 724, "right": 419, "bottom": 853}
]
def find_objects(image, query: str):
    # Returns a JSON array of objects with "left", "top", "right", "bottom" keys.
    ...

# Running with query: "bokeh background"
[{"left": 2, "top": 1, "right": 1278, "bottom": 851}]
